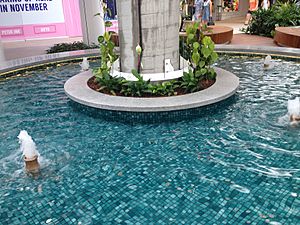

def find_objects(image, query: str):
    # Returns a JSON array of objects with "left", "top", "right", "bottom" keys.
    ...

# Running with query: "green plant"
[
  {"left": 95, "top": 32, "right": 118, "bottom": 80},
  {"left": 149, "top": 80, "right": 179, "bottom": 96},
  {"left": 179, "top": 36, "right": 190, "bottom": 60},
  {"left": 94, "top": 70, "right": 124, "bottom": 95},
  {"left": 46, "top": 42, "right": 98, "bottom": 54},
  {"left": 180, "top": 69, "right": 201, "bottom": 93},
  {"left": 273, "top": 2, "right": 300, "bottom": 26},
  {"left": 184, "top": 22, "right": 218, "bottom": 81},
  {"left": 94, "top": 1, "right": 118, "bottom": 85},
  {"left": 245, "top": 2, "right": 300, "bottom": 37},
  {"left": 120, "top": 69, "right": 151, "bottom": 97},
  {"left": 91, "top": 6, "right": 218, "bottom": 97}
]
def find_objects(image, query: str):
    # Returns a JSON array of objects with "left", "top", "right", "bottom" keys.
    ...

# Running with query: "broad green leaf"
[
  {"left": 202, "top": 48, "right": 210, "bottom": 58},
  {"left": 208, "top": 43, "right": 214, "bottom": 51},
  {"left": 188, "top": 34, "right": 194, "bottom": 41},
  {"left": 186, "top": 25, "right": 193, "bottom": 35},
  {"left": 104, "top": 32, "right": 110, "bottom": 42},
  {"left": 200, "top": 68, "right": 207, "bottom": 74},
  {"left": 202, "top": 36, "right": 211, "bottom": 46},
  {"left": 211, "top": 52, "right": 218, "bottom": 62},
  {"left": 195, "top": 70, "right": 202, "bottom": 77},
  {"left": 193, "top": 42, "right": 200, "bottom": 49},
  {"left": 107, "top": 41, "right": 115, "bottom": 50},
  {"left": 98, "top": 36, "right": 104, "bottom": 43},
  {"left": 193, "top": 22, "right": 200, "bottom": 30},
  {"left": 199, "top": 61, "right": 205, "bottom": 68},
  {"left": 192, "top": 52, "right": 200, "bottom": 65},
  {"left": 208, "top": 71, "right": 217, "bottom": 80}
]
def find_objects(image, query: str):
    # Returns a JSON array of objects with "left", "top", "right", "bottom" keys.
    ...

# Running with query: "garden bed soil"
[{"left": 87, "top": 76, "right": 215, "bottom": 97}]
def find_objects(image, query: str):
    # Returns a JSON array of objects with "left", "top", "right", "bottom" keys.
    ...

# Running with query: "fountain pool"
[{"left": 0, "top": 55, "right": 299, "bottom": 224}]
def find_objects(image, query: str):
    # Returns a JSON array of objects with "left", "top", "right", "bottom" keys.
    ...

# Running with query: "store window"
[
  {"left": 104, "top": 0, "right": 118, "bottom": 33},
  {"left": 104, "top": 0, "right": 117, "bottom": 20},
  {"left": 223, "top": 0, "right": 239, "bottom": 12}
]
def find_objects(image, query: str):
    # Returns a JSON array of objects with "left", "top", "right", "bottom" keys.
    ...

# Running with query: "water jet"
[
  {"left": 79, "top": 57, "right": 90, "bottom": 71},
  {"left": 288, "top": 97, "right": 300, "bottom": 124},
  {"left": 264, "top": 55, "right": 274, "bottom": 70},
  {"left": 18, "top": 130, "right": 40, "bottom": 174}
]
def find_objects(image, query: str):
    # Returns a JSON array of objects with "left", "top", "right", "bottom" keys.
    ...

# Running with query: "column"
[
  {"left": 0, "top": 40, "right": 6, "bottom": 66},
  {"left": 214, "top": 0, "right": 223, "bottom": 21},
  {"left": 117, "top": 0, "right": 179, "bottom": 73},
  {"left": 239, "top": 0, "right": 250, "bottom": 15},
  {"left": 79, "top": 0, "right": 105, "bottom": 45}
]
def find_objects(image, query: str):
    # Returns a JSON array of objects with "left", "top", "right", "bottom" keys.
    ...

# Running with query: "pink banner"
[{"left": 0, "top": 0, "right": 82, "bottom": 40}]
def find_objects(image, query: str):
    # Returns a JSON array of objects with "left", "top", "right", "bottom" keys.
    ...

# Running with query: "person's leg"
[
  {"left": 179, "top": 16, "right": 184, "bottom": 31},
  {"left": 244, "top": 12, "right": 252, "bottom": 25}
]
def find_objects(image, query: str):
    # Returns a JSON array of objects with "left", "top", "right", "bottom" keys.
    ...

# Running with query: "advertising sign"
[
  {"left": 0, "top": 0, "right": 82, "bottom": 40},
  {"left": 0, "top": 0, "right": 65, "bottom": 26}
]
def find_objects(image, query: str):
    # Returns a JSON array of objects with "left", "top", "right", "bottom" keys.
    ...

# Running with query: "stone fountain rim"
[
  {"left": 64, "top": 67, "right": 239, "bottom": 112},
  {"left": 1, "top": 45, "right": 300, "bottom": 77}
]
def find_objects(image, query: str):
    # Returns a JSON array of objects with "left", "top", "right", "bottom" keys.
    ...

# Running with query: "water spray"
[
  {"left": 18, "top": 130, "right": 40, "bottom": 174},
  {"left": 288, "top": 97, "right": 300, "bottom": 124}
]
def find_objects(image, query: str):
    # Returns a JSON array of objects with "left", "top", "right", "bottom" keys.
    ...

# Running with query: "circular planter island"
[
  {"left": 180, "top": 25, "right": 233, "bottom": 44},
  {"left": 64, "top": 68, "right": 239, "bottom": 112},
  {"left": 111, "top": 26, "right": 234, "bottom": 47},
  {"left": 274, "top": 27, "right": 300, "bottom": 48}
]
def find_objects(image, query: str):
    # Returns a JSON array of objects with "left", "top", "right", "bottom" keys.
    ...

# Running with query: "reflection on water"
[{"left": 0, "top": 57, "right": 299, "bottom": 224}]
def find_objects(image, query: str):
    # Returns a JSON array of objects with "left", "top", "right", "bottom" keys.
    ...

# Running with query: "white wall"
[
  {"left": 0, "top": 40, "right": 6, "bottom": 65},
  {"left": 79, "top": 0, "right": 105, "bottom": 45}
]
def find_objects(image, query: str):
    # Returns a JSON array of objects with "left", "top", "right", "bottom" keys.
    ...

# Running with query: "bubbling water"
[
  {"left": 79, "top": 57, "right": 90, "bottom": 71},
  {"left": 278, "top": 98, "right": 300, "bottom": 126},
  {"left": 263, "top": 55, "right": 274, "bottom": 70},
  {"left": 288, "top": 97, "right": 300, "bottom": 116},
  {"left": 17, "top": 130, "right": 39, "bottom": 159}
]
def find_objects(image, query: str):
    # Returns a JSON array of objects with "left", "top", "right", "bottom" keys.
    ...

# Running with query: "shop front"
[
  {"left": 180, "top": 0, "right": 249, "bottom": 21},
  {"left": 104, "top": 0, "right": 118, "bottom": 33},
  {"left": 214, "top": 0, "right": 249, "bottom": 20}
]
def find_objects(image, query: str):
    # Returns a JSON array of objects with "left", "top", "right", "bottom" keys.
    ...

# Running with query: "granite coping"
[
  {"left": 215, "top": 45, "right": 300, "bottom": 58},
  {"left": 1, "top": 45, "right": 300, "bottom": 77},
  {"left": 64, "top": 67, "right": 239, "bottom": 112},
  {"left": 274, "top": 27, "right": 300, "bottom": 49},
  {"left": 0, "top": 49, "right": 100, "bottom": 75},
  {"left": 3, "top": 44, "right": 298, "bottom": 112},
  {"left": 180, "top": 26, "right": 233, "bottom": 45}
]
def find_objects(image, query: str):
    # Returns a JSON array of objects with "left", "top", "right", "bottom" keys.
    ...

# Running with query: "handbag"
[{"left": 207, "top": 16, "right": 215, "bottom": 26}]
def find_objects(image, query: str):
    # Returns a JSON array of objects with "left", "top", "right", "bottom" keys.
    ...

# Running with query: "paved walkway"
[
  {"left": 215, "top": 16, "right": 276, "bottom": 47},
  {"left": 3, "top": 37, "right": 83, "bottom": 60},
  {"left": 215, "top": 16, "right": 246, "bottom": 34},
  {"left": 2, "top": 17, "right": 277, "bottom": 60}
]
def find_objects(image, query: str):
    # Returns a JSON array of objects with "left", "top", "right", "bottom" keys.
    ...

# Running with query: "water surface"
[{"left": 0, "top": 56, "right": 299, "bottom": 224}]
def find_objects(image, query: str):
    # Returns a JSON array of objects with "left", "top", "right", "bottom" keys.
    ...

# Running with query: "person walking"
[
  {"left": 261, "top": 0, "right": 270, "bottom": 10},
  {"left": 193, "top": 0, "right": 203, "bottom": 21},
  {"left": 202, "top": 0, "right": 212, "bottom": 25},
  {"left": 244, "top": 0, "right": 259, "bottom": 25}
]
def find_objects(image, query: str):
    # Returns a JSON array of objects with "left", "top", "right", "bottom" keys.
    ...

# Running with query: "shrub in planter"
[
  {"left": 245, "top": 9, "right": 277, "bottom": 37},
  {"left": 46, "top": 42, "right": 98, "bottom": 54},
  {"left": 90, "top": 21, "right": 218, "bottom": 97},
  {"left": 180, "top": 22, "right": 218, "bottom": 92},
  {"left": 245, "top": 2, "right": 300, "bottom": 37},
  {"left": 120, "top": 70, "right": 151, "bottom": 97}
]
